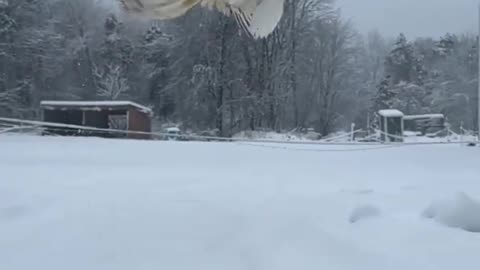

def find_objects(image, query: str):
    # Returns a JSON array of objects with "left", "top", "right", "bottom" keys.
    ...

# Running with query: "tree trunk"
[
  {"left": 215, "top": 19, "right": 229, "bottom": 136},
  {"left": 289, "top": 0, "right": 299, "bottom": 128}
]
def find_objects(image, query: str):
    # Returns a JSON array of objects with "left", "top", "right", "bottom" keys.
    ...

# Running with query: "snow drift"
[
  {"left": 423, "top": 193, "right": 480, "bottom": 233},
  {"left": 349, "top": 205, "right": 381, "bottom": 223}
]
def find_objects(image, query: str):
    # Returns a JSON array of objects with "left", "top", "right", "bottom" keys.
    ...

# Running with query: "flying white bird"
[{"left": 118, "top": 0, "right": 284, "bottom": 38}]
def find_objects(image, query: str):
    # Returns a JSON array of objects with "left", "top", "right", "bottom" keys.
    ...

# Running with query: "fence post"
[{"left": 350, "top": 123, "right": 356, "bottom": 142}]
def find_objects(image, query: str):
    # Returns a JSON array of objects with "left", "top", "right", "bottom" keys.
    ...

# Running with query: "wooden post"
[{"left": 350, "top": 123, "right": 356, "bottom": 142}]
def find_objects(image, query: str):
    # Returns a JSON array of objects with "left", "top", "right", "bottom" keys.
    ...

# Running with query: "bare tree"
[{"left": 94, "top": 64, "right": 130, "bottom": 100}]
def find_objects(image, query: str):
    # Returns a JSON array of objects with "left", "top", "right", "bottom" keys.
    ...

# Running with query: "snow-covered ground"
[
  {"left": 1, "top": 135, "right": 480, "bottom": 270},
  {"left": 233, "top": 130, "right": 320, "bottom": 141}
]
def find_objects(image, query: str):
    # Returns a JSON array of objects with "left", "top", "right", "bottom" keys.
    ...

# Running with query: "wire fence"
[{"left": 0, "top": 117, "right": 478, "bottom": 153}]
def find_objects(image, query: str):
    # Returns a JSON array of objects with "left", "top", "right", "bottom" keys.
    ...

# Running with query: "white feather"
[{"left": 246, "top": 0, "right": 284, "bottom": 38}]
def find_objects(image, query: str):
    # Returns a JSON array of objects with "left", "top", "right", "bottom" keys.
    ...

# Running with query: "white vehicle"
[{"left": 166, "top": 127, "right": 181, "bottom": 140}]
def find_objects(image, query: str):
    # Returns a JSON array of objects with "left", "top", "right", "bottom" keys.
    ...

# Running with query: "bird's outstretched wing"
[
  {"left": 119, "top": 0, "right": 201, "bottom": 19},
  {"left": 118, "top": 0, "right": 284, "bottom": 39},
  {"left": 224, "top": 0, "right": 284, "bottom": 39}
]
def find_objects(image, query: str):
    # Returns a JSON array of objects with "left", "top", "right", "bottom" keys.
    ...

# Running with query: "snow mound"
[
  {"left": 0, "top": 205, "right": 28, "bottom": 221},
  {"left": 349, "top": 205, "right": 381, "bottom": 223},
  {"left": 423, "top": 193, "right": 480, "bottom": 233},
  {"left": 233, "top": 130, "right": 312, "bottom": 142}
]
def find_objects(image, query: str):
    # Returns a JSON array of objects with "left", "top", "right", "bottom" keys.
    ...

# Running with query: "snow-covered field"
[{"left": 1, "top": 135, "right": 480, "bottom": 270}]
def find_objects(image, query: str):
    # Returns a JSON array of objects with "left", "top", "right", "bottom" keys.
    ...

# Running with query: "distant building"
[
  {"left": 40, "top": 101, "right": 153, "bottom": 139},
  {"left": 378, "top": 109, "right": 404, "bottom": 142}
]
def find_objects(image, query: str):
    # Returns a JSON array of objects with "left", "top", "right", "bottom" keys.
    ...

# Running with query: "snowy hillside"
[{"left": 1, "top": 135, "right": 480, "bottom": 270}]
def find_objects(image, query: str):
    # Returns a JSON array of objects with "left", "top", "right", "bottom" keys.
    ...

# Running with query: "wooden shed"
[
  {"left": 40, "top": 101, "right": 153, "bottom": 139},
  {"left": 403, "top": 114, "right": 445, "bottom": 136},
  {"left": 378, "top": 109, "right": 404, "bottom": 142}
]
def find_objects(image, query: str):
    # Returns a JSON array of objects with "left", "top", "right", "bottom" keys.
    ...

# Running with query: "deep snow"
[
  {"left": 423, "top": 192, "right": 480, "bottom": 233},
  {"left": 1, "top": 135, "right": 480, "bottom": 270}
]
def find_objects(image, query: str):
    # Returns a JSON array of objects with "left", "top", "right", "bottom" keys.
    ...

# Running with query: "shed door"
[{"left": 387, "top": 117, "right": 403, "bottom": 141}]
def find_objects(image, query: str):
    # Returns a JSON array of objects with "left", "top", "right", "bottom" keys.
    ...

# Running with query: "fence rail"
[{"left": 0, "top": 117, "right": 478, "bottom": 151}]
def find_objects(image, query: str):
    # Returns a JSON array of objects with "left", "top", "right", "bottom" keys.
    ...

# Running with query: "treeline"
[
  {"left": 0, "top": 0, "right": 478, "bottom": 136},
  {"left": 373, "top": 33, "right": 479, "bottom": 132}
]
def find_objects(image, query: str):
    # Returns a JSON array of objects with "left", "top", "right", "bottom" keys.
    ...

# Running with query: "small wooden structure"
[
  {"left": 378, "top": 109, "right": 404, "bottom": 142},
  {"left": 403, "top": 114, "right": 445, "bottom": 136},
  {"left": 40, "top": 101, "right": 153, "bottom": 139}
]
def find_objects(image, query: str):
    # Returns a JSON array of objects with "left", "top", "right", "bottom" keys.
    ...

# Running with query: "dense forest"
[{"left": 0, "top": 0, "right": 478, "bottom": 136}]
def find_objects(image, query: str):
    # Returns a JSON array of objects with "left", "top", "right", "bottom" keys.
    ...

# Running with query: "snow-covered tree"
[
  {"left": 372, "top": 76, "right": 396, "bottom": 113},
  {"left": 385, "top": 33, "right": 417, "bottom": 84},
  {"left": 94, "top": 64, "right": 130, "bottom": 100},
  {"left": 141, "top": 24, "right": 174, "bottom": 118},
  {"left": 382, "top": 34, "right": 430, "bottom": 115},
  {"left": 94, "top": 14, "right": 133, "bottom": 100}
]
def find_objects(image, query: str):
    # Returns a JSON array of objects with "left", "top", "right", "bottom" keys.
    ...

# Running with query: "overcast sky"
[{"left": 336, "top": 0, "right": 478, "bottom": 38}]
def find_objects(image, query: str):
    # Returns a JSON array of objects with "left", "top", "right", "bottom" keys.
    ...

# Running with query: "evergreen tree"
[
  {"left": 385, "top": 33, "right": 416, "bottom": 84},
  {"left": 435, "top": 33, "right": 455, "bottom": 57},
  {"left": 383, "top": 34, "right": 429, "bottom": 115},
  {"left": 372, "top": 75, "right": 396, "bottom": 113},
  {"left": 140, "top": 24, "right": 175, "bottom": 118},
  {"left": 0, "top": 2, "right": 15, "bottom": 39}
]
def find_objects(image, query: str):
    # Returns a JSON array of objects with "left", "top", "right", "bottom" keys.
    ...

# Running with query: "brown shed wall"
[{"left": 128, "top": 107, "right": 151, "bottom": 139}]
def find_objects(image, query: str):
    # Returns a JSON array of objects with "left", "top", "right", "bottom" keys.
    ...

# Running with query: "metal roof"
[
  {"left": 378, "top": 109, "right": 404, "bottom": 117},
  {"left": 40, "top": 101, "right": 153, "bottom": 115}
]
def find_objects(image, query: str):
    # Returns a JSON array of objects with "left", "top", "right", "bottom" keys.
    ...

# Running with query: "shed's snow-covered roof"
[
  {"left": 40, "top": 101, "right": 152, "bottom": 114},
  {"left": 378, "top": 109, "right": 404, "bottom": 117}
]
